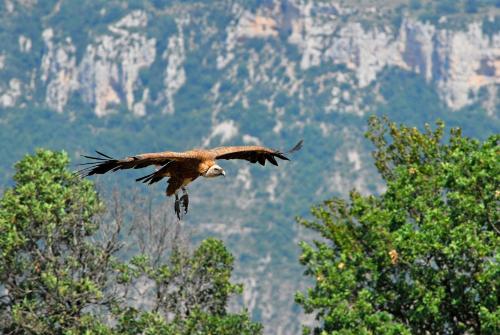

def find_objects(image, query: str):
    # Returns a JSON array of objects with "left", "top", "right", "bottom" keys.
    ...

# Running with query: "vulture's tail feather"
[
  {"left": 135, "top": 171, "right": 155, "bottom": 183},
  {"left": 135, "top": 162, "right": 171, "bottom": 185},
  {"left": 135, "top": 171, "right": 164, "bottom": 185}
]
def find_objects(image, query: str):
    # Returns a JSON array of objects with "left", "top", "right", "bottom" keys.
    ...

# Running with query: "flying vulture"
[{"left": 78, "top": 140, "right": 303, "bottom": 219}]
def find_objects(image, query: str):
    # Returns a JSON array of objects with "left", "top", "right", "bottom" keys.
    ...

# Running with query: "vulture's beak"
[{"left": 222, "top": 170, "right": 226, "bottom": 177}]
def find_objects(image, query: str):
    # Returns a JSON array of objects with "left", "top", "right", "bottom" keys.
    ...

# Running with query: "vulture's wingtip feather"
[
  {"left": 95, "top": 150, "right": 113, "bottom": 159},
  {"left": 287, "top": 140, "right": 303, "bottom": 154},
  {"left": 82, "top": 154, "right": 106, "bottom": 161}
]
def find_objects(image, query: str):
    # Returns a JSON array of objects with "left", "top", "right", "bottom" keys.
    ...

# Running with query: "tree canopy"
[
  {"left": 0, "top": 149, "right": 114, "bottom": 333},
  {"left": 296, "top": 117, "right": 499, "bottom": 334}
]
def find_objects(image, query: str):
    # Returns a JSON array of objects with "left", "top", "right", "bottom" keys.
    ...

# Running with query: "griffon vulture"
[{"left": 78, "top": 140, "right": 303, "bottom": 219}]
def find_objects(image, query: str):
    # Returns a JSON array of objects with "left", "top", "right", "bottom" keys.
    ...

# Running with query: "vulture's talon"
[
  {"left": 180, "top": 194, "right": 189, "bottom": 214},
  {"left": 174, "top": 194, "right": 181, "bottom": 220}
]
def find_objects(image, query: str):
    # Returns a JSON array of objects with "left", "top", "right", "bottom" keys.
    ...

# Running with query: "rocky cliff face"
[
  {"left": 0, "top": 1, "right": 498, "bottom": 334},
  {"left": 39, "top": 10, "right": 157, "bottom": 116},
  {"left": 3, "top": 1, "right": 498, "bottom": 116}
]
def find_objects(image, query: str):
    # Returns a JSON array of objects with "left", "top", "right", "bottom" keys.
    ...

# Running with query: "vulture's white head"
[{"left": 204, "top": 164, "right": 226, "bottom": 178}]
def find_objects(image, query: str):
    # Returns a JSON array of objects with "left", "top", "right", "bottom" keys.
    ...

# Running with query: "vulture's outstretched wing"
[
  {"left": 210, "top": 140, "right": 303, "bottom": 166},
  {"left": 77, "top": 150, "right": 200, "bottom": 177}
]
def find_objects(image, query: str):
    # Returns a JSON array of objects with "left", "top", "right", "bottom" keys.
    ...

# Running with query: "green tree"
[
  {"left": 115, "top": 238, "right": 262, "bottom": 335},
  {"left": 0, "top": 149, "right": 119, "bottom": 334},
  {"left": 296, "top": 117, "right": 499, "bottom": 334}
]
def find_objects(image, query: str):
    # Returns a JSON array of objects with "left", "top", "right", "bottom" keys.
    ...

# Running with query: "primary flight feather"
[{"left": 78, "top": 140, "right": 303, "bottom": 219}]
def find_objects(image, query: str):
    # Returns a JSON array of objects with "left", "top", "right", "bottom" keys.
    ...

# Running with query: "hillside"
[{"left": 0, "top": 1, "right": 499, "bottom": 333}]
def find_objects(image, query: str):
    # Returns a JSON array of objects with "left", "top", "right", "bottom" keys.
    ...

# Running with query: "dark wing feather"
[
  {"left": 210, "top": 140, "right": 303, "bottom": 166},
  {"left": 267, "top": 155, "right": 278, "bottom": 166},
  {"left": 135, "top": 162, "right": 172, "bottom": 185},
  {"left": 77, "top": 150, "right": 199, "bottom": 178}
]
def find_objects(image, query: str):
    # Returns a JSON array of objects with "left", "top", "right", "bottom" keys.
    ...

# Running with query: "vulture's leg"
[
  {"left": 174, "top": 193, "right": 181, "bottom": 220},
  {"left": 179, "top": 187, "right": 189, "bottom": 215}
]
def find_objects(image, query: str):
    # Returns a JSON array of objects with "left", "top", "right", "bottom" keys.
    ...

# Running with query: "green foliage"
[
  {"left": 0, "top": 149, "right": 114, "bottom": 334},
  {"left": 116, "top": 308, "right": 261, "bottom": 335},
  {"left": 0, "top": 150, "right": 262, "bottom": 334},
  {"left": 114, "top": 238, "right": 262, "bottom": 334},
  {"left": 296, "top": 117, "right": 499, "bottom": 334}
]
